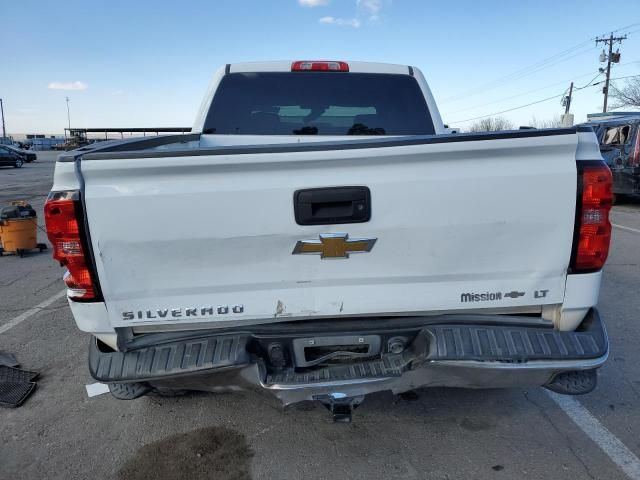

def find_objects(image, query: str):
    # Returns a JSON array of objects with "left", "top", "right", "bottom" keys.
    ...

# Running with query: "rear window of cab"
[{"left": 203, "top": 72, "right": 435, "bottom": 136}]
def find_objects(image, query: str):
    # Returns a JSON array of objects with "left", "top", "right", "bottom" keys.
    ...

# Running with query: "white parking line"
[
  {"left": 613, "top": 223, "right": 640, "bottom": 234},
  {"left": 546, "top": 391, "right": 640, "bottom": 479},
  {"left": 0, "top": 290, "right": 67, "bottom": 335}
]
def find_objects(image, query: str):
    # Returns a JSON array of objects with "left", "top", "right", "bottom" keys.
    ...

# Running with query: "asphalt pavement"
[{"left": 1, "top": 151, "right": 639, "bottom": 480}]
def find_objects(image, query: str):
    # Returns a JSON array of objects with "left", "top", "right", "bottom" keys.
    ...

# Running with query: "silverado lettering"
[{"left": 122, "top": 305, "right": 244, "bottom": 321}]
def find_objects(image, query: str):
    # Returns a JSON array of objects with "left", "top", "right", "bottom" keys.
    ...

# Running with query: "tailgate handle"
[{"left": 294, "top": 187, "right": 371, "bottom": 225}]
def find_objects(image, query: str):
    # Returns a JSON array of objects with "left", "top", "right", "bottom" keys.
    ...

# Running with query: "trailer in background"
[{"left": 30, "top": 137, "right": 65, "bottom": 151}]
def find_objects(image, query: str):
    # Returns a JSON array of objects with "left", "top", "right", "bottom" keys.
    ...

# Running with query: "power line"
[
  {"left": 560, "top": 72, "right": 603, "bottom": 117},
  {"left": 445, "top": 62, "right": 640, "bottom": 124},
  {"left": 441, "top": 22, "right": 640, "bottom": 104},
  {"left": 609, "top": 74, "right": 640, "bottom": 82},
  {"left": 440, "top": 45, "right": 596, "bottom": 104},
  {"left": 450, "top": 76, "right": 604, "bottom": 124},
  {"left": 444, "top": 60, "right": 640, "bottom": 116},
  {"left": 611, "top": 22, "right": 640, "bottom": 34},
  {"left": 576, "top": 72, "right": 605, "bottom": 89},
  {"left": 445, "top": 69, "right": 604, "bottom": 115},
  {"left": 449, "top": 93, "right": 568, "bottom": 124},
  {"left": 485, "top": 46, "right": 597, "bottom": 84}
]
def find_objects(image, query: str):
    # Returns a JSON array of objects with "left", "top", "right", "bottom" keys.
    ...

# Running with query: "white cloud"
[
  {"left": 299, "top": 0, "right": 329, "bottom": 7},
  {"left": 47, "top": 81, "right": 88, "bottom": 91},
  {"left": 357, "top": 0, "right": 383, "bottom": 21},
  {"left": 317, "top": 0, "right": 386, "bottom": 28},
  {"left": 318, "top": 16, "right": 361, "bottom": 28}
]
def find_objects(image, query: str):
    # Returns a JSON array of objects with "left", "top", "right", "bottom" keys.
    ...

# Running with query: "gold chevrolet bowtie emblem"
[{"left": 292, "top": 233, "right": 377, "bottom": 259}]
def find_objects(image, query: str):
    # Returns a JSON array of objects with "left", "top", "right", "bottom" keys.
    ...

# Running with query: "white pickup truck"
[{"left": 46, "top": 61, "right": 612, "bottom": 420}]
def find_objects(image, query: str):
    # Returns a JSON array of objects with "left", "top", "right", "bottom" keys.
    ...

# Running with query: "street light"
[
  {"left": 66, "top": 96, "right": 71, "bottom": 138},
  {"left": 0, "top": 98, "right": 6, "bottom": 140}
]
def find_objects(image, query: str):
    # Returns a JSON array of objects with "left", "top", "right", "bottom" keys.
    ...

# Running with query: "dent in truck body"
[
  {"left": 76, "top": 132, "right": 580, "bottom": 331},
  {"left": 88, "top": 309, "right": 608, "bottom": 404}
]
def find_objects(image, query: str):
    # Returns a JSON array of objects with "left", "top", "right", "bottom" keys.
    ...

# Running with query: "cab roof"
[{"left": 228, "top": 60, "right": 413, "bottom": 75}]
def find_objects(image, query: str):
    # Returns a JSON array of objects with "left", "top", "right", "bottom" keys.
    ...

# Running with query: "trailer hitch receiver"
[{"left": 314, "top": 393, "right": 365, "bottom": 423}]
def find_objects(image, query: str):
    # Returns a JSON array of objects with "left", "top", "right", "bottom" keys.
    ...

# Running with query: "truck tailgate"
[{"left": 80, "top": 134, "right": 578, "bottom": 328}]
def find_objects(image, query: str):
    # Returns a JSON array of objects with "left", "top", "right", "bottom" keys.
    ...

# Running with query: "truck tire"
[{"left": 108, "top": 382, "right": 151, "bottom": 400}]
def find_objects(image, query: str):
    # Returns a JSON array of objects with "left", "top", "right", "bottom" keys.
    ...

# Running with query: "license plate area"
[{"left": 292, "top": 335, "right": 381, "bottom": 367}]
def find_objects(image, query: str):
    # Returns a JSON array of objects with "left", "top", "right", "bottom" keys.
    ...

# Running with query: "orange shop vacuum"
[{"left": 0, "top": 201, "right": 48, "bottom": 257}]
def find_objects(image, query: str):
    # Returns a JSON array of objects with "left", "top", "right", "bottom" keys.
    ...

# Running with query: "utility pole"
[
  {"left": 596, "top": 33, "right": 626, "bottom": 113},
  {"left": 564, "top": 82, "right": 574, "bottom": 114},
  {"left": 0, "top": 98, "right": 6, "bottom": 139},
  {"left": 560, "top": 82, "right": 575, "bottom": 127}
]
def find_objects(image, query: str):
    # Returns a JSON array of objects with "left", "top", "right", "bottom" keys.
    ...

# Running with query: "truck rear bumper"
[{"left": 89, "top": 309, "right": 608, "bottom": 405}]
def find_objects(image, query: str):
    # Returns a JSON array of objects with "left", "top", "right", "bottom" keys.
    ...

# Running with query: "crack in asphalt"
[
  {"left": 31, "top": 278, "right": 64, "bottom": 296},
  {"left": 0, "top": 276, "right": 24, "bottom": 288},
  {"left": 625, "top": 377, "right": 640, "bottom": 398}
]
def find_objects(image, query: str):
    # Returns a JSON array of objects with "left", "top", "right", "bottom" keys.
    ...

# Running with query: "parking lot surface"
[{"left": 1, "top": 151, "right": 639, "bottom": 479}]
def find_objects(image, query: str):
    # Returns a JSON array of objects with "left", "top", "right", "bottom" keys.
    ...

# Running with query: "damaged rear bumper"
[{"left": 88, "top": 309, "right": 608, "bottom": 404}]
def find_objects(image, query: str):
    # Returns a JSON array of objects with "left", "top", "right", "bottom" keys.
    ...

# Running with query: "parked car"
[
  {"left": 45, "top": 60, "right": 612, "bottom": 421},
  {"left": 581, "top": 114, "right": 640, "bottom": 200},
  {"left": 1, "top": 145, "right": 37, "bottom": 162},
  {"left": 0, "top": 146, "right": 24, "bottom": 168}
]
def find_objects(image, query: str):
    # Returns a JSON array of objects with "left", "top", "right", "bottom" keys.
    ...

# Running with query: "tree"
[
  {"left": 609, "top": 76, "right": 640, "bottom": 109},
  {"left": 527, "top": 115, "right": 563, "bottom": 128},
  {"left": 466, "top": 116, "right": 514, "bottom": 132}
]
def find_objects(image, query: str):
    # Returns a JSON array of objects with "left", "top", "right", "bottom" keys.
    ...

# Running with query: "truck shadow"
[{"left": 283, "top": 386, "right": 527, "bottom": 429}]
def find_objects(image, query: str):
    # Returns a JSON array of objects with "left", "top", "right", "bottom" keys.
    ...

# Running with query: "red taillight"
[
  {"left": 44, "top": 191, "right": 97, "bottom": 300},
  {"left": 291, "top": 60, "right": 349, "bottom": 72},
  {"left": 630, "top": 130, "right": 640, "bottom": 168},
  {"left": 570, "top": 163, "right": 613, "bottom": 272}
]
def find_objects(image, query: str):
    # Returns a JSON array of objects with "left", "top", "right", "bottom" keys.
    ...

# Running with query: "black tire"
[
  {"left": 109, "top": 382, "right": 152, "bottom": 400},
  {"left": 14, "top": 158, "right": 23, "bottom": 168}
]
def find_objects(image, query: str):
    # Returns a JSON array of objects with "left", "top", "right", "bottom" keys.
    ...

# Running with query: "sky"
[{"left": 1, "top": 0, "right": 639, "bottom": 136}]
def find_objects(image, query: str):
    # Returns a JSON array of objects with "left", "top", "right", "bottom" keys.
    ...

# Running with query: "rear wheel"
[{"left": 14, "top": 158, "right": 23, "bottom": 168}]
